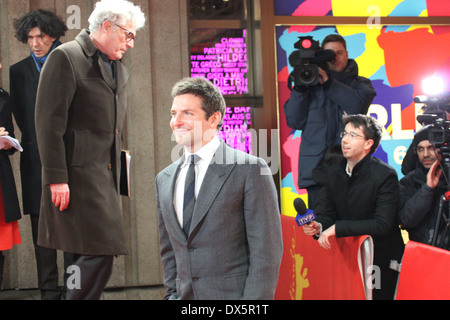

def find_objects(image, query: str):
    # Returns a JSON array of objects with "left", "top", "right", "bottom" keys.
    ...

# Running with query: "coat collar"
[
  {"left": 75, "top": 29, "right": 98, "bottom": 57},
  {"left": 340, "top": 154, "right": 372, "bottom": 178},
  {"left": 24, "top": 56, "right": 40, "bottom": 82},
  {"left": 75, "top": 29, "right": 129, "bottom": 90}
]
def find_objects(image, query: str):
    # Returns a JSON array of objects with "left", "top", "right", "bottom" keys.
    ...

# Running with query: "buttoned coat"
[
  {"left": 10, "top": 56, "right": 43, "bottom": 216},
  {"left": 35, "top": 30, "right": 128, "bottom": 256},
  {"left": 156, "top": 141, "right": 283, "bottom": 300}
]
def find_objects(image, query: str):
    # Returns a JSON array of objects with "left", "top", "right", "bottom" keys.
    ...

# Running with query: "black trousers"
[
  {"left": 30, "top": 215, "right": 73, "bottom": 300},
  {"left": 65, "top": 254, "right": 114, "bottom": 300}
]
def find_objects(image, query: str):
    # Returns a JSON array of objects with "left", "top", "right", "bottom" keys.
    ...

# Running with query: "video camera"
[
  {"left": 416, "top": 93, "right": 450, "bottom": 145},
  {"left": 288, "top": 36, "right": 336, "bottom": 88}
]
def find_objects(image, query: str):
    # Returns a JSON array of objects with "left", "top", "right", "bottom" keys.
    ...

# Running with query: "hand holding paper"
[{"left": 0, "top": 135, "right": 23, "bottom": 152}]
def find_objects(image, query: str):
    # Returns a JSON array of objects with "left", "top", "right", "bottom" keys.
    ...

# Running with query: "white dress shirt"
[{"left": 174, "top": 136, "right": 221, "bottom": 227}]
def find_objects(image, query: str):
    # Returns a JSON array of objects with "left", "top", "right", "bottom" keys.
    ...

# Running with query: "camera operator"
[
  {"left": 284, "top": 34, "right": 376, "bottom": 209},
  {"left": 399, "top": 126, "right": 450, "bottom": 250},
  {"left": 402, "top": 105, "right": 450, "bottom": 175}
]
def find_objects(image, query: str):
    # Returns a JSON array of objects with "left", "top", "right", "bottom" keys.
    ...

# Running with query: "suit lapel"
[
  {"left": 189, "top": 142, "right": 236, "bottom": 238},
  {"left": 115, "top": 61, "right": 129, "bottom": 91},
  {"left": 96, "top": 54, "right": 129, "bottom": 91},
  {"left": 26, "top": 56, "right": 40, "bottom": 83},
  {"left": 97, "top": 55, "right": 117, "bottom": 90},
  {"left": 160, "top": 157, "right": 186, "bottom": 240},
  {"left": 113, "top": 61, "right": 129, "bottom": 135}
]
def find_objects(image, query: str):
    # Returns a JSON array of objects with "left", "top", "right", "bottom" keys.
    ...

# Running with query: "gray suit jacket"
[{"left": 156, "top": 141, "right": 283, "bottom": 300}]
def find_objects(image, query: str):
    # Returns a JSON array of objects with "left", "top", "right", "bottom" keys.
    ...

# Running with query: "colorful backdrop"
[{"left": 276, "top": 0, "right": 450, "bottom": 216}]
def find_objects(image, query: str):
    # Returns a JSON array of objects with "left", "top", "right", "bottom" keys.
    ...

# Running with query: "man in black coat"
[
  {"left": 9, "top": 9, "right": 70, "bottom": 300},
  {"left": 303, "top": 114, "right": 404, "bottom": 300},
  {"left": 399, "top": 127, "right": 450, "bottom": 250}
]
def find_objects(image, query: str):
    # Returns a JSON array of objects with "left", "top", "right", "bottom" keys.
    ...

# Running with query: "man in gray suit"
[{"left": 156, "top": 77, "right": 283, "bottom": 300}]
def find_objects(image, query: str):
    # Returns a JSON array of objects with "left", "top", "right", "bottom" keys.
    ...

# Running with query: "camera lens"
[{"left": 297, "top": 65, "right": 319, "bottom": 86}]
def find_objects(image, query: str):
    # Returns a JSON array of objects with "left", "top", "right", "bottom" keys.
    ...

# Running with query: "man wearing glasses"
[
  {"left": 399, "top": 126, "right": 450, "bottom": 250},
  {"left": 303, "top": 114, "right": 404, "bottom": 300},
  {"left": 35, "top": 0, "right": 145, "bottom": 300}
]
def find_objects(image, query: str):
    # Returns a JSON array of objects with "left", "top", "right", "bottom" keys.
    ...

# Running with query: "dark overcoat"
[
  {"left": 35, "top": 30, "right": 128, "bottom": 256},
  {"left": 9, "top": 56, "right": 42, "bottom": 216},
  {"left": 0, "top": 88, "right": 22, "bottom": 223}
]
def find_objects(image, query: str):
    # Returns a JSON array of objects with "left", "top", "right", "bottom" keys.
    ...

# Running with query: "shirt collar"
[
  {"left": 345, "top": 162, "right": 352, "bottom": 177},
  {"left": 182, "top": 135, "right": 221, "bottom": 167}
]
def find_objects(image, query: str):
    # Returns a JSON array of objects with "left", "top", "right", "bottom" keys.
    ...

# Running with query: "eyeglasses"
[
  {"left": 114, "top": 23, "right": 136, "bottom": 42},
  {"left": 340, "top": 131, "right": 366, "bottom": 140}
]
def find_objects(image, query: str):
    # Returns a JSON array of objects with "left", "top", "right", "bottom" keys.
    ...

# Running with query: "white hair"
[{"left": 88, "top": 0, "right": 146, "bottom": 32}]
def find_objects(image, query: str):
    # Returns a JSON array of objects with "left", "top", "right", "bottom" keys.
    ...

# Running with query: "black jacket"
[
  {"left": 315, "top": 155, "right": 404, "bottom": 299},
  {"left": 9, "top": 56, "right": 42, "bottom": 215},
  {"left": 316, "top": 155, "right": 401, "bottom": 239},
  {"left": 0, "top": 88, "right": 21, "bottom": 223},
  {"left": 399, "top": 163, "right": 450, "bottom": 250},
  {"left": 284, "top": 59, "right": 376, "bottom": 189}
]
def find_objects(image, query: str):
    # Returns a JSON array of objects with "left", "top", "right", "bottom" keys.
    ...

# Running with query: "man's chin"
[{"left": 173, "top": 134, "right": 191, "bottom": 147}]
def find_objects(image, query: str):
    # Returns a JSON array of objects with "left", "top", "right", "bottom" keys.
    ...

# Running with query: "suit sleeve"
[
  {"left": 242, "top": 158, "right": 283, "bottom": 299},
  {"left": 156, "top": 174, "right": 178, "bottom": 300},
  {"left": 35, "top": 48, "right": 76, "bottom": 185}
]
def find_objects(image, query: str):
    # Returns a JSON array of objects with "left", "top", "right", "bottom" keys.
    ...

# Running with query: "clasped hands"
[{"left": 303, "top": 221, "right": 336, "bottom": 250}]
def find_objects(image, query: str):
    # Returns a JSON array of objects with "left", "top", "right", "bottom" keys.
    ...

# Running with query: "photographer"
[
  {"left": 399, "top": 127, "right": 450, "bottom": 250},
  {"left": 284, "top": 34, "right": 376, "bottom": 209}
]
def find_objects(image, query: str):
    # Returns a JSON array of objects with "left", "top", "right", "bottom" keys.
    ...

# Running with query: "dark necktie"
[{"left": 183, "top": 154, "right": 199, "bottom": 236}]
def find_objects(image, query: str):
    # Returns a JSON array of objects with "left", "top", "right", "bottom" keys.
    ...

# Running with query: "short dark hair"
[
  {"left": 343, "top": 114, "right": 382, "bottom": 154},
  {"left": 322, "top": 34, "right": 347, "bottom": 50},
  {"left": 171, "top": 77, "right": 226, "bottom": 129},
  {"left": 13, "top": 9, "right": 67, "bottom": 43}
]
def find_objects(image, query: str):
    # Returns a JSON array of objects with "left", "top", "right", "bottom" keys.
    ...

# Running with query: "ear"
[
  {"left": 102, "top": 20, "right": 113, "bottom": 32},
  {"left": 208, "top": 111, "right": 222, "bottom": 129},
  {"left": 365, "top": 139, "right": 374, "bottom": 153}
]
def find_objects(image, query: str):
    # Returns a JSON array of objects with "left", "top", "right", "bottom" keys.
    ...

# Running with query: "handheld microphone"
[{"left": 294, "top": 198, "right": 316, "bottom": 227}]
